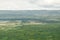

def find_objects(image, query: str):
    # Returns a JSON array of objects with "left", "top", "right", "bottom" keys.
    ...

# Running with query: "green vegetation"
[
  {"left": 0, "top": 23, "right": 60, "bottom": 40},
  {"left": 0, "top": 10, "right": 60, "bottom": 40}
]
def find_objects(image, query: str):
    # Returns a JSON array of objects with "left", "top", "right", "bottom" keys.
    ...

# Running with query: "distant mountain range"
[
  {"left": 0, "top": 10, "right": 60, "bottom": 23},
  {"left": 0, "top": 10, "right": 60, "bottom": 18}
]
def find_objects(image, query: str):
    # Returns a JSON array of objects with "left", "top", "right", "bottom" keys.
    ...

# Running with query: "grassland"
[{"left": 0, "top": 22, "right": 60, "bottom": 40}]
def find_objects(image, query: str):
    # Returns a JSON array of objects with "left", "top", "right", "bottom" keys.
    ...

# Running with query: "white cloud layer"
[{"left": 0, "top": 0, "right": 60, "bottom": 10}]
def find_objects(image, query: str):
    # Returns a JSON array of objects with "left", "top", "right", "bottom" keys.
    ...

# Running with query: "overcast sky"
[{"left": 0, "top": 0, "right": 60, "bottom": 10}]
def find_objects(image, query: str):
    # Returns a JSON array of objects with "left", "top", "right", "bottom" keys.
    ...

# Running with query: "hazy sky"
[{"left": 0, "top": 0, "right": 60, "bottom": 10}]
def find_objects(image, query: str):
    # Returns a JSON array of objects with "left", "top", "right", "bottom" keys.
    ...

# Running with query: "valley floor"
[{"left": 0, "top": 21, "right": 60, "bottom": 40}]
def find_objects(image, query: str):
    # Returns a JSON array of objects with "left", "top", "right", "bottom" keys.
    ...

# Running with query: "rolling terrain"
[{"left": 0, "top": 10, "right": 60, "bottom": 40}]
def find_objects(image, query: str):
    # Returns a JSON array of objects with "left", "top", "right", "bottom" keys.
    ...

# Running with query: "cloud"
[
  {"left": 0, "top": 0, "right": 42, "bottom": 10},
  {"left": 29, "top": 0, "right": 60, "bottom": 9},
  {"left": 0, "top": 0, "right": 60, "bottom": 10}
]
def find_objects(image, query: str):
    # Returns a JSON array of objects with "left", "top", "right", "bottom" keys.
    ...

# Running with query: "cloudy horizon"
[{"left": 0, "top": 0, "right": 60, "bottom": 10}]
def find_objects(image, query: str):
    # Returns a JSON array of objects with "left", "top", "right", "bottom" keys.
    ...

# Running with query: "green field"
[{"left": 0, "top": 23, "right": 60, "bottom": 40}]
